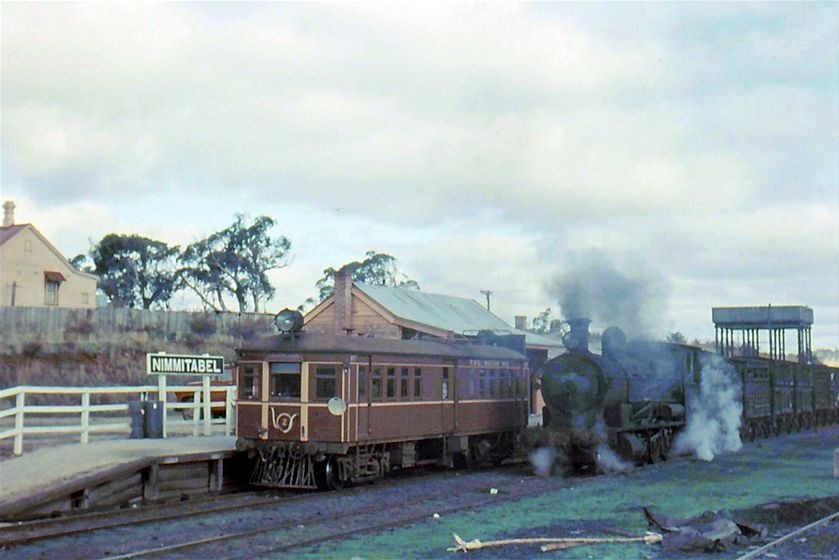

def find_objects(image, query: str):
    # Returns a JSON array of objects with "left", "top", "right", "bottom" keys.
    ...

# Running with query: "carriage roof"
[{"left": 237, "top": 332, "right": 526, "bottom": 362}]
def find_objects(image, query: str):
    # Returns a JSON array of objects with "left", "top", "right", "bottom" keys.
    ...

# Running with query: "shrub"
[
  {"left": 65, "top": 319, "right": 95, "bottom": 336},
  {"left": 22, "top": 341, "right": 42, "bottom": 358},
  {"left": 229, "top": 318, "right": 270, "bottom": 340},
  {"left": 189, "top": 314, "right": 218, "bottom": 336}
]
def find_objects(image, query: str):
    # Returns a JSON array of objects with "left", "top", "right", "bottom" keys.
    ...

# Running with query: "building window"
[
  {"left": 24, "top": 240, "right": 32, "bottom": 252},
  {"left": 315, "top": 366, "right": 337, "bottom": 400},
  {"left": 269, "top": 362, "right": 301, "bottom": 399},
  {"left": 82, "top": 292, "right": 89, "bottom": 305}
]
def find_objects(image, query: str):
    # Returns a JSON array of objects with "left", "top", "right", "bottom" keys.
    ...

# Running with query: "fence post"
[
  {"left": 81, "top": 391, "right": 90, "bottom": 444},
  {"left": 202, "top": 375, "right": 211, "bottom": 436},
  {"left": 14, "top": 391, "right": 25, "bottom": 456},
  {"left": 157, "top": 374, "right": 167, "bottom": 438},
  {"left": 192, "top": 389, "right": 201, "bottom": 436},
  {"left": 225, "top": 387, "right": 234, "bottom": 435}
]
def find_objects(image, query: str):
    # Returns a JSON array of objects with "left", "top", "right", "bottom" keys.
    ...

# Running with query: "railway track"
[
  {"left": 3, "top": 465, "right": 572, "bottom": 560},
  {"left": 0, "top": 490, "right": 291, "bottom": 548}
]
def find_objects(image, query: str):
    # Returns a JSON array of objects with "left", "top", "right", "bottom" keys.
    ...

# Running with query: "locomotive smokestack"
[{"left": 563, "top": 318, "right": 591, "bottom": 352}]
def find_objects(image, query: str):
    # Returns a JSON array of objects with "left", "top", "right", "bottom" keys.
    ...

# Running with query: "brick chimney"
[
  {"left": 514, "top": 315, "right": 527, "bottom": 330},
  {"left": 2, "top": 201, "right": 14, "bottom": 227},
  {"left": 333, "top": 266, "right": 353, "bottom": 334}
]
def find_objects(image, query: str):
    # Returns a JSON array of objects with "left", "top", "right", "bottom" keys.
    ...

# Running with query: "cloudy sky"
[{"left": 2, "top": 2, "right": 838, "bottom": 348}]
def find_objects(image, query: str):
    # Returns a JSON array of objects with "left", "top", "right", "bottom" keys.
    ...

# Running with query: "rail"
[{"left": 0, "top": 385, "right": 236, "bottom": 457}]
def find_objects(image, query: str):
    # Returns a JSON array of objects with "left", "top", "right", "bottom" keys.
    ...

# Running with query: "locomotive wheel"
[{"left": 315, "top": 457, "right": 344, "bottom": 491}]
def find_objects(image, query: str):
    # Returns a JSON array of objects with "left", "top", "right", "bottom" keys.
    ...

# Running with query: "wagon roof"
[{"left": 237, "top": 332, "right": 526, "bottom": 361}]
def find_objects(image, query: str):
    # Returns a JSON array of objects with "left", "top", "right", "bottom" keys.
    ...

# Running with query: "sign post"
[{"left": 146, "top": 352, "right": 225, "bottom": 437}]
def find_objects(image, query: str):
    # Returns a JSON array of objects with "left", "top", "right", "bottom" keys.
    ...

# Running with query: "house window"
[
  {"left": 43, "top": 271, "right": 65, "bottom": 306},
  {"left": 45, "top": 281, "right": 59, "bottom": 305},
  {"left": 82, "top": 293, "right": 89, "bottom": 305},
  {"left": 24, "top": 240, "right": 32, "bottom": 252},
  {"left": 269, "top": 362, "right": 301, "bottom": 399}
]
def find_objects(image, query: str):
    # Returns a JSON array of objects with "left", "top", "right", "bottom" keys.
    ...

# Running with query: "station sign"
[{"left": 146, "top": 352, "right": 225, "bottom": 376}]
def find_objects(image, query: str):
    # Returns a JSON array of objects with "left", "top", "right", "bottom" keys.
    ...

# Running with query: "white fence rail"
[{"left": 0, "top": 384, "right": 236, "bottom": 457}]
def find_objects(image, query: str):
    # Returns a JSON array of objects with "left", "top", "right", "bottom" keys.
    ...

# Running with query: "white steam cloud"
[
  {"left": 547, "top": 250, "right": 669, "bottom": 338},
  {"left": 674, "top": 354, "right": 743, "bottom": 461},
  {"left": 529, "top": 447, "right": 556, "bottom": 477},
  {"left": 595, "top": 444, "right": 633, "bottom": 473}
]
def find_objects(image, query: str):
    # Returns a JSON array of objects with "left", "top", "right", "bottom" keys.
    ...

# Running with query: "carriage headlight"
[{"left": 327, "top": 396, "right": 347, "bottom": 416}]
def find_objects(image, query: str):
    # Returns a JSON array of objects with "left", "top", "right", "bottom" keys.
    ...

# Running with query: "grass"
[{"left": 284, "top": 428, "right": 838, "bottom": 560}]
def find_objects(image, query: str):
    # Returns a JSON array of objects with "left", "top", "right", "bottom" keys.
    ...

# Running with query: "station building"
[{"left": 304, "top": 269, "right": 563, "bottom": 414}]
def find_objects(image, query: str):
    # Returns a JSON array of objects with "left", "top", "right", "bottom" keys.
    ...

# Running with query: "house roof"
[
  {"left": 0, "top": 223, "right": 98, "bottom": 281},
  {"left": 354, "top": 283, "right": 563, "bottom": 351},
  {"left": 0, "top": 224, "right": 28, "bottom": 246}
]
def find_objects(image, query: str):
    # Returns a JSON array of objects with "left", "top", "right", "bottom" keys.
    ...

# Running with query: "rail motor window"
[
  {"left": 315, "top": 366, "right": 336, "bottom": 399},
  {"left": 269, "top": 362, "right": 301, "bottom": 399},
  {"left": 386, "top": 367, "right": 396, "bottom": 399},
  {"left": 239, "top": 363, "right": 260, "bottom": 400},
  {"left": 413, "top": 368, "right": 422, "bottom": 399},
  {"left": 400, "top": 367, "right": 409, "bottom": 399},
  {"left": 358, "top": 366, "right": 367, "bottom": 401},
  {"left": 442, "top": 367, "right": 450, "bottom": 400}
]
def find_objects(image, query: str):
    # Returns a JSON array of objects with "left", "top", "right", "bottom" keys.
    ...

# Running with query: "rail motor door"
[
  {"left": 263, "top": 361, "right": 305, "bottom": 440},
  {"left": 440, "top": 363, "right": 458, "bottom": 433}
]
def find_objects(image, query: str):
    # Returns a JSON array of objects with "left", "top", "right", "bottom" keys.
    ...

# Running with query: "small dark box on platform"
[
  {"left": 143, "top": 400, "right": 164, "bottom": 439},
  {"left": 128, "top": 401, "right": 145, "bottom": 439}
]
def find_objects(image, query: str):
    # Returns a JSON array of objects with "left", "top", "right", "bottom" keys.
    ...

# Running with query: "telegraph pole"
[{"left": 480, "top": 290, "right": 493, "bottom": 311}]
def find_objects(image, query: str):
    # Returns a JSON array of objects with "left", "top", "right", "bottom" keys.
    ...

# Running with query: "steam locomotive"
[{"left": 540, "top": 318, "right": 839, "bottom": 470}]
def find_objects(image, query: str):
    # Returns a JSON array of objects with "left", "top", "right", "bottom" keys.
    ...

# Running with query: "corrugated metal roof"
[
  {"left": 355, "top": 283, "right": 563, "bottom": 349},
  {"left": 356, "top": 283, "right": 511, "bottom": 333}
]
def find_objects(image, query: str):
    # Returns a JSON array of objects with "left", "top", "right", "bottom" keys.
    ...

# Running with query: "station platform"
[{"left": 0, "top": 436, "right": 239, "bottom": 520}]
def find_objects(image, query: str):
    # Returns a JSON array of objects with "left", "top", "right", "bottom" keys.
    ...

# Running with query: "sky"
[{"left": 2, "top": 2, "right": 838, "bottom": 349}]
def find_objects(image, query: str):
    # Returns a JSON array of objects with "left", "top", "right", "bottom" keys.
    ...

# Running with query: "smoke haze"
[
  {"left": 547, "top": 251, "right": 669, "bottom": 338},
  {"left": 673, "top": 354, "right": 743, "bottom": 461}
]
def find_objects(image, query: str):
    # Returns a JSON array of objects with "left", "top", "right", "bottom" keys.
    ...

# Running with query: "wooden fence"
[
  {"left": 0, "top": 384, "right": 236, "bottom": 457},
  {"left": 0, "top": 307, "right": 274, "bottom": 347}
]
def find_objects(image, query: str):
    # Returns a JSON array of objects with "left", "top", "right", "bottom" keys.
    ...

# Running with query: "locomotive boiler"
[{"left": 540, "top": 319, "right": 693, "bottom": 469}]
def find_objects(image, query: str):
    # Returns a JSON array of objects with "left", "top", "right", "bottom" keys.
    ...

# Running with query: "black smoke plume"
[{"left": 547, "top": 251, "right": 669, "bottom": 338}]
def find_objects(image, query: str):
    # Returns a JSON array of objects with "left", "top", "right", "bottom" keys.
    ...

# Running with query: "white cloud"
[{"left": 2, "top": 3, "right": 837, "bottom": 347}]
